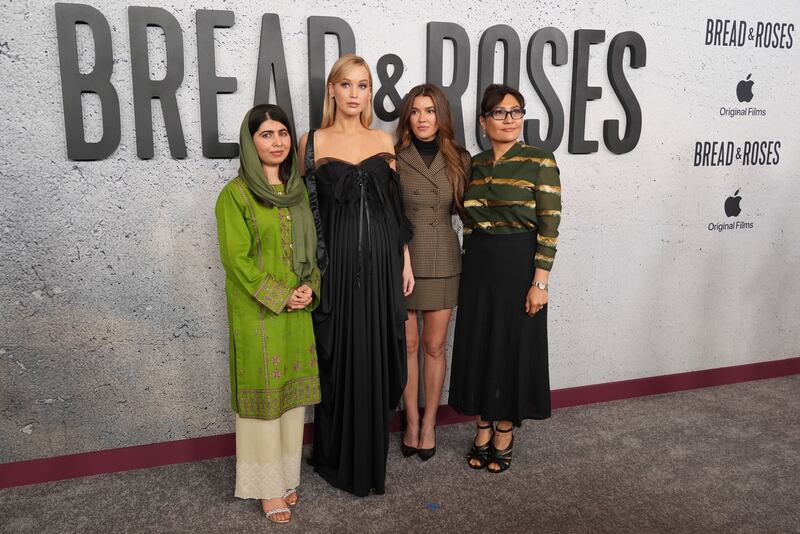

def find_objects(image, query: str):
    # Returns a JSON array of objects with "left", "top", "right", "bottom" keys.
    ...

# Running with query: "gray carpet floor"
[{"left": 2, "top": 376, "right": 799, "bottom": 534}]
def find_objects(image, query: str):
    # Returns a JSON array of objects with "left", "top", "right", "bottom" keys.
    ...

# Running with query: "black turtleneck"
[{"left": 412, "top": 135, "right": 438, "bottom": 167}]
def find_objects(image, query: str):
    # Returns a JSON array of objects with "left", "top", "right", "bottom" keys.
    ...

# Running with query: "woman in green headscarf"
[{"left": 215, "top": 104, "right": 320, "bottom": 524}]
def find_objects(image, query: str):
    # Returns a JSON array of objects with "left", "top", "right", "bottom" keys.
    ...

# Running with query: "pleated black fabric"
[
  {"left": 448, "top": 230, "right": 551, "bottom": 426},
  {"left": 305, "top": 132, "right": 410, "bottom": 496}
]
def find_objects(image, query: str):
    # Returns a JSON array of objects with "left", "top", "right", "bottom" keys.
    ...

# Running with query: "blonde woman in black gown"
[{"left": 298, "top": 54, "right": 414, "bottom": 496}]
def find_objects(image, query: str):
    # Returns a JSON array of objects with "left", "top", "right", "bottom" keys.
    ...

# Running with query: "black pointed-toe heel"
[
  {"left": 401, "top": 423, "right": 418, "bottom": 457},
  {"left": 401, "top": 442, "right": 418, "bottom": 457},
  {"left": 417, "top": 429, "right": 436, "bottom": 461},
  {"left": 418, "top": 446, "right": 436, "bottom": 461},
  {"left": 466, "top": 423, "right": 494, "bottom": 469},
  {"left": 487, "top": 425, "right": 513, "bottom": 473}
]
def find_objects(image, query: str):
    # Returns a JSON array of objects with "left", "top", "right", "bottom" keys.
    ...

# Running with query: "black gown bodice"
[{"left": 309, "top": 154, "right": 411, "bottom": 289}]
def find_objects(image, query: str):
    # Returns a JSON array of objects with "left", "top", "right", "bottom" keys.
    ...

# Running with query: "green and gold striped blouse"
[{"left": 463, "top": 141, "right": 562, "bottom": 271}]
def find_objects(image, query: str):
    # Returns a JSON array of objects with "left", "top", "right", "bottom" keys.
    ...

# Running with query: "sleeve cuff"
[
  {"left": 534, "top": 252, "right": 555, "bottom": 271},
  {"left": 254, "top": 273, "right": 293, "bottom": 314}
]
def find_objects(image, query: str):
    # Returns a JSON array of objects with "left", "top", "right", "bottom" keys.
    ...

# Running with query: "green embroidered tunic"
[
  {"left": 463, "top": 142, "right": 562, "bottom": 271},
  {"left": 216, "top": 177, "right": 321, "bottom": 420}
]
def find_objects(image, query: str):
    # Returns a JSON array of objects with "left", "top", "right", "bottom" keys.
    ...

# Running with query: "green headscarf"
[{"left": 238, "top": 110, "right": 317, "bottom": 285}]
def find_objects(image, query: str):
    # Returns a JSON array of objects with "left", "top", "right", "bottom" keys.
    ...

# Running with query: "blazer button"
[
  {"left": 413, "top": 189, "right": 419, "bottom": 195},
  {"left": 413, "top": 206, "right": 419, "bottom": 211}
]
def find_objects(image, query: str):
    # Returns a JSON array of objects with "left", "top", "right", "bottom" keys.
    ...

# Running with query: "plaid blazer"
[{"left": 396, "top": 144, "right": 467, "bottom": 278}]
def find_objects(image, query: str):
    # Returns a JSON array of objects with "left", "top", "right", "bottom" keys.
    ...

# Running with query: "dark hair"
[
  {"left": 395, "top": 83, "right": 470, "bottom": 217},
  {"left": 479, "top": 84, "right": 525, "bottom": 117},
  {"left": 247, "top": 103, "right": 295, "bottom": 184}
]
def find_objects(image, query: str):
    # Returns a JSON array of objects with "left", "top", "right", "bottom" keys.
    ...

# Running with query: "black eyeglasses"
[{"left": 485, "top": 107, "right": 526, "bottom": 121}]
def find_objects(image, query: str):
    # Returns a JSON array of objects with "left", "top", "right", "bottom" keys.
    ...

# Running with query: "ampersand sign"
[{"left": 373, "top": 53, "right": 404, "bottom": 121}]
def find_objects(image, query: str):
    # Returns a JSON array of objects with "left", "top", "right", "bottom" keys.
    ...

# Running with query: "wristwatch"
[{"left": 532, "top": 281, "right": 548, "bottom": 291}]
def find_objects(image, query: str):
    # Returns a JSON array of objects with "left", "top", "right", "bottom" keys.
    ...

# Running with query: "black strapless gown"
[{"left": 305, "top": 135, "right": 410, "bottom": 497}]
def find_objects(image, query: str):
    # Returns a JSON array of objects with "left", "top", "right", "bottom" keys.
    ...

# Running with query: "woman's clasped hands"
[{"left": 287, "top": 284, "right": 313, "bottom": 311}]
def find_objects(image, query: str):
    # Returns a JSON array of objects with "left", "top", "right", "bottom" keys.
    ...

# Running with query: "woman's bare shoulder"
[
  {"left": 298, "top": 131, "right": 309, "bottom": 149},
  {"left": 370, "top": 128, "right": 395, "bottom": 154}
]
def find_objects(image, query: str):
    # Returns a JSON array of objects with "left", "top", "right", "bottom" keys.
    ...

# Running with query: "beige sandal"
[
  {"left": 262, "top": 498, "right": 292, "bottom": 524},
  {"left": 264, "top": 506, "right": 291, "bottom": 524},
  {"left": 283, "top": 488, "right": 299, "bottom": 507}
]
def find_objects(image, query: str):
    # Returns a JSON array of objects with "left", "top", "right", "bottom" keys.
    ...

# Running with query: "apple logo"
[
  {"left": 725, "top": 189, "right": 742, "bottom": 217},
  {"left": 736, "top": 74, "right": 754, "bottom": 103}
]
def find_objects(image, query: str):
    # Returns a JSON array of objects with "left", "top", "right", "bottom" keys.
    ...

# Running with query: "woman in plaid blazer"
[{"left": 394, "top": 83, "right": 470, "bottom": 461}]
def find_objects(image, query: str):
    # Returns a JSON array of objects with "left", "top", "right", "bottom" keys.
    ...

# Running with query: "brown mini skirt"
[{"left": 405, "top": 274, "right": 460, "bottom": 311}]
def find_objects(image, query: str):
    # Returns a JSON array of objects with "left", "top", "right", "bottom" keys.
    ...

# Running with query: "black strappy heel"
[
  {"left": 467, "top": 423, "right": 494, "bottom": 469},
  {"left": 487, "top": 424, "right": 514, "bottom": 473}
]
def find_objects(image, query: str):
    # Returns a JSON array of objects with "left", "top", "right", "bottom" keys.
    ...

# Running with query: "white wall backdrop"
[{"left": 1, "top": 0, "right": 798, "bottom": 463}]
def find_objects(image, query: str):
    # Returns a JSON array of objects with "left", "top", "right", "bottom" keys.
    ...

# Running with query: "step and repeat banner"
[{"left": 1, "top": 0, "right": 797, "bottom": 463}]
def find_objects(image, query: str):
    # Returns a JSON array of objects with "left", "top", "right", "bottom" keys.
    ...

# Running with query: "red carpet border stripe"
[{"left": 2, "top": 356, "right": 798, "bottom": 489}]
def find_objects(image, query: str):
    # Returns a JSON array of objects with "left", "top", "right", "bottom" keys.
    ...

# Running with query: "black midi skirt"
[{"left": 448, "top": 230, "right": 551, "bottom": 426}]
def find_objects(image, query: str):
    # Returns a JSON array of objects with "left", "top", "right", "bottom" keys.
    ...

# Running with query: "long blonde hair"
[{"left": 321, "top": 54, "right": 374, "bottom": 129}]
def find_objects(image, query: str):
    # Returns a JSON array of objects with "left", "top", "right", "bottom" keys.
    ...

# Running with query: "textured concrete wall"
[{"left": 1, "top": 0, "right": 798, "bottom": 463}]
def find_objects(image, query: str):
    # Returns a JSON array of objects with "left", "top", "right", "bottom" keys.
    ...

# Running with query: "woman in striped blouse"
[{"left": 448, "top": 84, "right": 562, "bottom": 473}]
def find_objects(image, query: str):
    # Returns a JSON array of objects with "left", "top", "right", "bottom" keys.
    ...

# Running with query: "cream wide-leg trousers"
[{"left": 234, "top": 406, "right": 305, "bottom": 500}]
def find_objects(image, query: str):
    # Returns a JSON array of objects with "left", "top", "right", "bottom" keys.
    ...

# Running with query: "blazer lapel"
[
  {"left": 428, "top": 151, "right": 446, "bottom": 179},
  {"left": 399, "top": 145, "right": 442, "bottom": 188}
]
